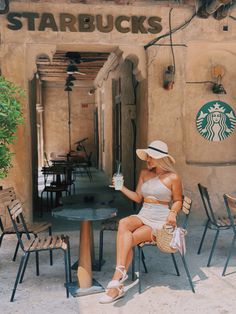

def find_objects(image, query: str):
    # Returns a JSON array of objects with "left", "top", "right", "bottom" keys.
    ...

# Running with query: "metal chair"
[
  {"left": 7, "top": 198, "right": 71, "bottom": 302},
  {"left": 0, "top": 187, "right": 53, "bottom": 263},
  {"left": 40, "top": 165, "right": 70, "bottom": 216},
  {"left": 76, "top": 152, "right": 93, "bottom": 181},
  {"left": 134, "top": 196, "right": 195, "bottom": 293},
  {"left": 197, "top": 183, "right": 232, "bottom": 267},
  {"left": 222, "top": 194, "right": 236, "bottom": 276}
]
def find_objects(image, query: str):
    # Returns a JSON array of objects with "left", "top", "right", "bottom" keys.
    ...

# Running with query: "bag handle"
[{"left": 151, "top": 224, "right": 175, "bottom": 242}]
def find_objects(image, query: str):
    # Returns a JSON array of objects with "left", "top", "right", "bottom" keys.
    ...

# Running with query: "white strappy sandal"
[
  {"left": 99, "top": 286, "right": 125, "bottom": 304},
  {"left": 106, "top": 265, "right": 128, "bottom": 289}
]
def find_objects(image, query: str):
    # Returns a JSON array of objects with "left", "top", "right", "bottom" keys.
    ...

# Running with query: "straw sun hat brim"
[{"left": 136, "top": 149, "right": 175, "bottom": 164}]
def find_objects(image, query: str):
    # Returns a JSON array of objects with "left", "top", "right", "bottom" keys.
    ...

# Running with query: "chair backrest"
[
  {"left": 0, "top": 187, "right": 17, "bottom": 230},
  {"left": 223, "top": 194, "right": 236, "bottom": 233},
  {"left": 198, "top": 183, "right": 217, "bottom": 225},
  {"left": 174, "top": 195, "right": 192, "bottom": 230},
  {"left": 41, "top": 165, "right": 68, "bottom": 186},
  {"left": 181, "top": 195, "right": 192, "bottom": 229},
  {"left": 7, "top": 199, "right": 30, "bottom": 251}
]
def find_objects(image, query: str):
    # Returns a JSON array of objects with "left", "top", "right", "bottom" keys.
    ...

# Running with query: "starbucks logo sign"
[{"left": 196, "top": 101, "right": 236, "bottom": 142}]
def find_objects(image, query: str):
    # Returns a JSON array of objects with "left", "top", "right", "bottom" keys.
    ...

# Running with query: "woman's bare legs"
[
  {"left": 115, "top": 216, "right": 143, "bottom": 269},
  {"left": 107, "top": 216, "right": 152, "bottom": 298},
  {"left": 125, "top": 225, "right": 153, "bottom": 269}
]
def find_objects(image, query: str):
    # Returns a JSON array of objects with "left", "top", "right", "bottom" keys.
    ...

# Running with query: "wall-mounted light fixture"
[
  {"left": 186, "top": 64, "right": 227, "bottom": 94},
  {"left": 211, "top": 65, "right": 226, "bottom": 94},
  {"left": 212, "top": 83, "right": 226, "bottom": 94},
  {"left": 163, "top": 65, "right": 175, "bottom": 90}
]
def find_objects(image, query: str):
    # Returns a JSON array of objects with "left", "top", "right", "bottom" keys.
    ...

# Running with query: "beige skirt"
[{"left": 132, "top": 202, "right": 169, "bottom": 230}]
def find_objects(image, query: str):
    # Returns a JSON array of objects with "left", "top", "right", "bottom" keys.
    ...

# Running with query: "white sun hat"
[{"left": 136, "top": 140, "right": 175, "bottom": 164}]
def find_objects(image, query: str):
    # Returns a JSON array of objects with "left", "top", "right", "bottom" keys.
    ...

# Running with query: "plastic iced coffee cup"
[{"left": 113, "top": 173, "right": 124, "bottom": 190}]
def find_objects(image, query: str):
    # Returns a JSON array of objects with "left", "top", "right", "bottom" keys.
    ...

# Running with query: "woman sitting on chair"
[{"left": 99, "top": 140, "right": 183, "bottom": 304}]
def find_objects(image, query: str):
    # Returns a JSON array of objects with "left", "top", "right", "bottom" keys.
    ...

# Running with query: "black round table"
[
  {"left": 53, "top": 205, "right": 117, "bottom": 296},
  {"left": 61, "top": 191, "right": 115, "bottom": 206}
]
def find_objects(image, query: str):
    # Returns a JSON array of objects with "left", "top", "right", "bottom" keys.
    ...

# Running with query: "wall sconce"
[
  {"left": 163, "top": 65, "right": 175, "bottom": 90},
  {"left": 186, "top": 64, "right": 227, "bottom": 94},
  {"left": 212, "top": 83, "right": 226, "bottom": 94},
  {"left": 211, "top": 65, "right": 226, "bottom": 94}
]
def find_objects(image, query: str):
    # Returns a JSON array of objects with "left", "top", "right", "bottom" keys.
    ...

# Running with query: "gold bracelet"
[{"left": 169, "top": 210, "right": 177, "bottom": 215}]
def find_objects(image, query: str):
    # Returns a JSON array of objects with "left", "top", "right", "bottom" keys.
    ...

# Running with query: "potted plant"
[{"left": 0, "top": 76, "right": 24, "bottom": 179}]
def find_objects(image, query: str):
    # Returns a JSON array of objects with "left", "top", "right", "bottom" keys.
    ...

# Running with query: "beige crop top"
[{"left": 141, "top": 176, "right": 172, "bottom": 202}]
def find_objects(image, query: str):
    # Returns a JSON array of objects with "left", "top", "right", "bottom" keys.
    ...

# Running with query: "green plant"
[{"left": 0, "top": 76, "right": 24, "bottom": 178}]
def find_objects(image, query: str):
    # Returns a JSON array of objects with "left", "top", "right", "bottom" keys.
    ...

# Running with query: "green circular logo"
[{"left": 196, "top": 101, "right": 236, "bottom": 142}]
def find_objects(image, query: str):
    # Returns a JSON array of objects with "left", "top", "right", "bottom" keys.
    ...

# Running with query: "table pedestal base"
[
  {"left": 67, "top": 279, "right": 105, "bottom": 297},
  {"left": 71, "top": 259, "right": 105, "bottom": 271}
]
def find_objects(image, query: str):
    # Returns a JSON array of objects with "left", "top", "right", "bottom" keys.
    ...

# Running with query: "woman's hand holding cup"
[{"left": 110, "top": 173, "right": 124, "bottom": 190}]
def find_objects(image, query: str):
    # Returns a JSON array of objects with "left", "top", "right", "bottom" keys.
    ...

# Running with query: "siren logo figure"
[{"left": 196, "top": 101, "right": 236, "bottom": 142}]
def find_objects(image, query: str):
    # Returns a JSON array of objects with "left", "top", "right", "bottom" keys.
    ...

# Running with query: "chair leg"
[
  {"left": 0, "top": 233, "right": 5, "bottom": 247},
  {"left": 67, "top": 240, "right": 72, "bottom": 283},
  {"left": 12, "top": 236, "right": 22, "bottom": 261},
  {"left": 207, "top": 229, "right": 220, "bottom": 267},
  {"left": 19, "top": 252, "right": 30, "bottom": 283},
  {"left": 10, "top": 254, "right": 27, "bottom": 302},
  {"left": 35, "top": 251, "right": 40, "bottom": 276},
  {"left": 40, "top": 191, "right": 45, "bottom": 217},
  {"left": 197, "top": 220, "right": 209, "bottom": 254},
  {"left": 46, "top": 191, "right": 49, "bottom": 212},
  {"left": 98, "top": 229, "right": 104, "bottom": 271},
  {"left": 138, "top": 246, "right": 142, "bottom": 294},
  {"left": 50, "top": 192, "right": 53, "bottom": 211},
  {"left": 141, "top": 248, "right": 148, "bottom": 273},
  {"left": 180, "top": 253, "right": 195, "bottom": 293},
  {"left": 88, "top": 168, "right": 93, "bottom": 181},
  {"left": 48, "top": 227, "right": 53, "bottom": 266},
  {"left": 171, "top": 253, "right": 180, "bottom": 276},
  {"left": 222, "top": 236, "right": 236, "bottom": 276},
  {"left": 64, "top": 250, "right": 70, "bottom": 298},
  {"left": 131, "top": 247, "right": 135, "bottom": 281}
]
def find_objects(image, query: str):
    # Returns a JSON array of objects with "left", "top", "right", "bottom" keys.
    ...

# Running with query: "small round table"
[{"left": 53, "top": 205, "right": 117, "bottom": 296}]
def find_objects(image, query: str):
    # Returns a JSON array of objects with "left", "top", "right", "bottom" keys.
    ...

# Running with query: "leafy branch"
[{"left": 0, "top": 76, "right": 24, "bottom": 178}]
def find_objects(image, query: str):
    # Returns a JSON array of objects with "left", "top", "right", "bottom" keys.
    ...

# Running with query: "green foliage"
[{"left": 0, "top": 76, "right": 24, "bottom": 178}]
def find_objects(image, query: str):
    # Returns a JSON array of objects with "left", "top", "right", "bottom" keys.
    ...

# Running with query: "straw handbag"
[{"left": 152, "top": 224, "right": 178, "bottom": 253}]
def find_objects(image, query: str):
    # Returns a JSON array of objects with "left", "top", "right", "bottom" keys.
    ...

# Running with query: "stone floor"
[{"left": 1, "top": 168, "right": 236, "bottom": 314}]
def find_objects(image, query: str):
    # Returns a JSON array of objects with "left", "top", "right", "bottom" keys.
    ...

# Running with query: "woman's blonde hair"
[{"left": 154, "top": 156, "right": 176, "bottom": 173}]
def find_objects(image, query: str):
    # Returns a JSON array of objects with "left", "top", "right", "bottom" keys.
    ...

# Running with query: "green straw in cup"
[{"left": 117, "top": 162, "right": 121, "bottom": 174}]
